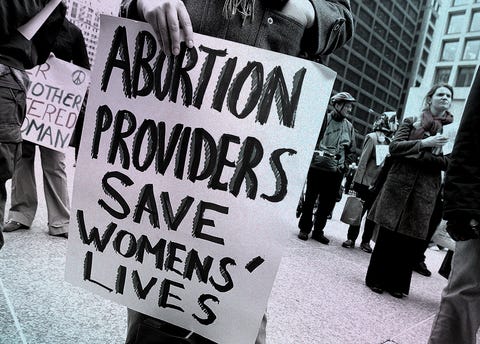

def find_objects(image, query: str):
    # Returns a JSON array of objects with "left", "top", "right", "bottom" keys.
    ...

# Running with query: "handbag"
[
  {"left": 431, "top": 220, "right": 456, "bottom": 251},
  {"left": 340, "top": 196, "right": 364, "bottom": 226}
]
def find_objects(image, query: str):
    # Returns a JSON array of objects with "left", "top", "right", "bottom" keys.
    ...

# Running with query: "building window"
[
  {"left": 402, "top": 31, "right": 413, "bottom": 46},
  {"left": 384, "top": 47, "right": 395, "bottom": 61},
  {"left": 387, "top": 33, "right": 399, "bottom": 49},
  {"left": 393, "top": 6, "right": 405, "bottom": 23},
  {"left": 350, "top": 55, "right": 364, "bottom": 72},
  {"left": 328, "top": 59, "right": 346, "bottom": 75},
  {"left": 379, "top": 74, "right": 390, "bottom": 87},
  {"left": 377, "top": 7, "right": 389, "bottom": 24},
  {"left": 371, "top": 36, "right": 384, "bottom": 52},
  {"left": 363, "top": 0, "right": 377, "bottom": 12},
  {"left": 367, "top": 51, "right": 381, "bottom": 66},
  {"left": 356, "top": 23, "right": 371, "bottom": 41},
  {"left": 447, "top": 12, "right": 465, "bottom": 33},
  {"left": 453, "top": 0, "right": 470, "bottom": 5},
  {"left": 404, "top": 19, "right": 415, "bottom": 33},
  {"left": 374, "top": 22, "right": 387, "bottom": 38},
  {"left": 419, "top": 64, "right": 426, "bottom": 78},
  {"left": 381, "top": 61, "right": 393, "bottom": 75},
  {"left": 470, "top": 11, "right": 480, "bottom": 31},
  {"left": 390, "top": 21, "right": 401, "bottom": 35},
  {"left": 456, "top": 66, "right": 476, "bottom": 86},
  {"left": 365, "top": 65, "right": 378, "bottom": 80},
  {"left": 359, "top": 8, "right": 373, "bottom": 23},
  {"left": 362, "top": 79, "right": 375, "bottom": 94},
  {"left": 352, "top": 40, "right": 367, "bottom": 55},
  {"left": 359, "top": 93, "right": 372, "bottom": 108},
  {"left": 434, "top": 67, "right": 452, "bottom": 83},
  {"left": 425, "top": 37, "right": 432, "bottom": 49},
  {"left": 347, "top": 69, "right": 361, "bottom": 85},
  {"left": 463, "top": 39, "right": 480, "bottom": 60},
  {"left": 440, "top": 40, "right": 458, "bottom": 61}
]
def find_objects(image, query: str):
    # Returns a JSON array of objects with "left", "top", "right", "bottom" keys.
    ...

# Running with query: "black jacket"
[
  {"left": 0, "top": 1, "right": 66, "bottom": 70},
  {"left": 444, "top": 70, "right": 480, "bottom": 221}
]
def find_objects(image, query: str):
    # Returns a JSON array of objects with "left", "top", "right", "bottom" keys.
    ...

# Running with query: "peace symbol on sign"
[{"left": 72, "top": 70, "right": 86, "bottom": 85}]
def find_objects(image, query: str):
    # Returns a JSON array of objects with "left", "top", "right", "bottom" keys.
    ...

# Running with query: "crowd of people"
[{"left": 1, "top": 0, "right": 479, "bottom": 343}]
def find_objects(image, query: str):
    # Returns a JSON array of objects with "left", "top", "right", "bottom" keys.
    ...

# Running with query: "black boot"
[{"left": 312, "top": 231, "right": 330, "bottom": 245}]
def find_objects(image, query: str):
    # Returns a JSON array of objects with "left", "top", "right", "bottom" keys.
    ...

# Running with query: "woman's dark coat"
[{"left": 368, "top": 117, "right": 449, "bottom": 240}]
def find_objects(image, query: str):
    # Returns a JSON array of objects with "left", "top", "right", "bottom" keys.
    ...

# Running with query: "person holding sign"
[
  {"left": 0, "top": 1, "right": 66, "bottom": 248},
  {"left": 297, "top": 91, "right": 357, "bottom": 244},
  {"left": 428, "top": 70, "right": 480, "bottom": 344},
  {"left": 4, "top": 18, "right": 90, "bottom": 238},
  {"left": 365, "top": 84, "right": 454, "bottom": 299},
  {"left": 120, "top": 0, "right": 353, "bottom": 342},
  {"left": 341, "top": 115, "right": 392, "bottom": 253}
]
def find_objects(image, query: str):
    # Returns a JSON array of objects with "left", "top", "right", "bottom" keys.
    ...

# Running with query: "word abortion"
[{"left": 101, "top": 26, "right": 307, "bottom": 129}]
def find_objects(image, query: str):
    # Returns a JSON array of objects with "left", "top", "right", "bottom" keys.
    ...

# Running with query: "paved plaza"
[{"left": 0, "top": 148, "right": 463, "bottom": 344}]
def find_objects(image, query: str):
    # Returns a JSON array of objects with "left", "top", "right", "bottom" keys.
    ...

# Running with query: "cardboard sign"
[
  {"left": 375, "top": 145, "right": 389, "bottom": 166},
  {"left": 65, "top": 15, "right": 336, "bottom": 343},
  {"left": 441, "top": 121, "right": 460, "bottom": 155},
  {"left": 22, "top": 56, "right": 90, "bottom": 152}
]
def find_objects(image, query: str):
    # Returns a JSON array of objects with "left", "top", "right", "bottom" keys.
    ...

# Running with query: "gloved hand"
[{"left": 446, "top": 218, "right": 480, "bottom": 241}]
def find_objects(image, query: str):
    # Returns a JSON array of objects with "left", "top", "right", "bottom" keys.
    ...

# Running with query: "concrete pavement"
[{"left": 0, "top": 147, "right": 466, "bottom": 344}]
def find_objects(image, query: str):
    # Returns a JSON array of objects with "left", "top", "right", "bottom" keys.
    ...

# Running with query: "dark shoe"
[
  {"left": 413, "top": 261, "right": 432, "bottom": 277},
  {"left": 51, "top": 232, "right": 68, "bottom": 238},
  {"left": 3, "top": 221, "right": 29, "bottom": 232},
  {"left": 369, "top": 286, "right": 383, "bottom": 294},
  {"left": 312, "top": 233, "right": 330, "bottom": 245},
  {"left": 297, "top": 232, "right": 308, "bottom": 241},
  {"left": 342, "top": 239, "right": 355, "bottom": 248},
  {"left": 360, "top": 242, "right": 373, "bottom": 253},
  {"left": 0, "top": 231, "right": 3, "bottom": 250},
  {"left": 389, "top": 291, "right": 404, "bottom": 299}
]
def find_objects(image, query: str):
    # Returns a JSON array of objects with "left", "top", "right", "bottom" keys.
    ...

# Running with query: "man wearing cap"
[{"left": 298, "top": 91, "right": 357, "bottom": 244}]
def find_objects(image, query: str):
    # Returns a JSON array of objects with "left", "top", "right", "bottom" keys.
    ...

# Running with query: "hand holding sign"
[
  {"left": 65, "top": 15, "right": 336, "bottom": 344},
  {"left": 137, "top": 0, "right": 194, "bottom": 55}
]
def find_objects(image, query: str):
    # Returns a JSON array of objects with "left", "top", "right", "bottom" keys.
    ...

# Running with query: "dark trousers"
[
  {"left": 125, "top": 309, "right": 267, "bottom": 344},
  {"left": 346, "top": 183, "right": 376, "bottom": 243},
  {"left": 366, "top": 227, "right": 424, "bottom": 295},
  {"left": 298, "top": 167, "right": 343, "bottom": 235},
  {"left": 0, "top": 142, "right": 21, "bottom": 230}
]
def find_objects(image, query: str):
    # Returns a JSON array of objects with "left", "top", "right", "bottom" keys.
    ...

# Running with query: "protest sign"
[
  {"left": 22, "top": 56, "right": 90, "bottom": 152},
  {"left": 65, "top": 15, "right": 336, "bottom": 343},
  {"left": 375, "top": 145, "right": 389, "bottom": 166},
  {"left": 441, "top": 120, "right": 460, "bottom": 155}
]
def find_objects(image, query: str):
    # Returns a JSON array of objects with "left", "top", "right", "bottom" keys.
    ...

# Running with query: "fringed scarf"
[
  {"left": 223, "top": 0, "right": 256, "bottom": 23},
  {"left": 408, "top": 109, "right": 454, "bottom": 140}
]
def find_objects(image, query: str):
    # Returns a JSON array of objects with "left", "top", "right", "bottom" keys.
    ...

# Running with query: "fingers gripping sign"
[{"left": 137, "top": 0, "right": 194, "bottom": 56}]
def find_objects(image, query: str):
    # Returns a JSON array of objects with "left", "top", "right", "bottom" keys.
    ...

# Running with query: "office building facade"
[
  {"left": 324, "top": 0, "right": 438, "bottom": 152},
  {"left": 405, "top": 0, "right": 480, "bottom": 121},
  {"left": 64, "top": 0, "right": 120, "bottom": 65}
]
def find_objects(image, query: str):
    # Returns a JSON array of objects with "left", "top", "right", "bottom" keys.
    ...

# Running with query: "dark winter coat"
[
  {"left": 353, "top": 132, "right": 389, "bottom": 188},
  {"left": 120, "top": 0, "right": 354, "bottom": 59},
  {"left": 444, "top": 70, "right": 480, "bottom": 221},
  {"left": 368, "top": 117, "right": 450, "bottom": 240}
]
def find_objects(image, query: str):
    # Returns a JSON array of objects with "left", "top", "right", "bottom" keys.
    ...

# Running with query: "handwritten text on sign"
[
  {"left": 65, "top": 15, "right": 336, "bottom": 344},
  {"left": 22, "top": 56, "right": 89, "bottom": 152}
]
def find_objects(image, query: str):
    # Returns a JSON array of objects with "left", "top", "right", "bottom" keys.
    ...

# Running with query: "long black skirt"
[{"left": 366, "top": 227, "right": 425, "bottom": 295}]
